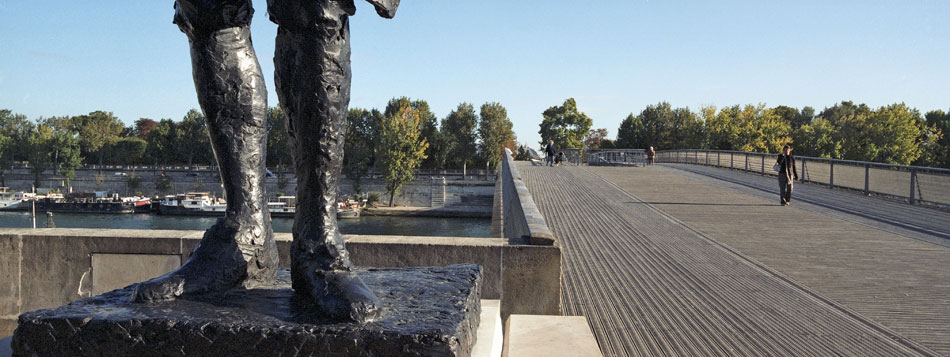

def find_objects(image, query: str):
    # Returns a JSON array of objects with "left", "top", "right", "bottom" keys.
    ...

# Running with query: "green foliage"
[
  {"left": 104, "top": 137, "right": 147, "bottom": 165},
  {"left": 515, "top": 144, "right": 531, "bottom": 160},
  {"left": 72, "top": 111, "right": 124, "bottom": 166},
  {"left": 615, "top": 114, "right": 645, "bottom": 149},
  {"left": 538, "top": 98, "right": 593, "bottom": 150},
  {"left": 441, "top": 103, "right": 479, "bottom": 169},
  {"left": 266, "top": 107, "right": 292, "bottom": 169},
  {"left": 478, "top": 102, "right": 514, "bottom": 169},
  {"left": 619, "top": 102, "right": 704, "bottom": 150},
  {"left": 704, "top": 104, "right": 790, "bottom": 153},
  {"left": 918, "top": 110, "right": 949, "bottom": 168},
  {"left": 385, "top": 97, "right": 440, "bottom": 169},
  {"left": 344, "top": 108, "right": 383, "bottom": 193},
  {"left": 378, "top": 100, "right": 429, "bottom": 206},
  {"left": 27, "top": 117, "right": 82, "bottom": 186},
  {"left": 177, "top": 109, "right": 212, "bottom": 166},
  {"left": 366, "top": 192, "right": 381, "bottom": 207},
  {"left": 792, "top": 117, "right": 841, "bottom": 158},
  {"left": 0, "top": 109, "right": 34, "bottom": 166}
]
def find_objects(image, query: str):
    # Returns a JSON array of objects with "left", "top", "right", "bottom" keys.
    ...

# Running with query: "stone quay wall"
[
  {"left": 0, "top": 167, "right": 495, "bottom": 208},
  {"left": 0, "top": 228, "right": 561, "bottom": 336}
]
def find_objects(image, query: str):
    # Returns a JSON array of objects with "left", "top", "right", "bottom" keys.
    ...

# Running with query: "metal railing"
[
  {"left": 558, "top": 148, "right": 648, "bottom": 166},
  {"left": 656, "top": 149, "right": 950, "bottom": 208}
]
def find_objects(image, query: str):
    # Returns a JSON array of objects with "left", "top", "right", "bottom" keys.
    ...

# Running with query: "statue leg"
[
  {"left": 131, "top": 0, "right": 278, "bottom": 302},
  {"left": 272, "top": 19, "right": 381, "bottom": 322}
]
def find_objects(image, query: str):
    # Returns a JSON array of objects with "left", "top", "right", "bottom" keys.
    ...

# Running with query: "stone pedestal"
[{"left": 13, "top": 265, "right": 482, "bottom": 356}]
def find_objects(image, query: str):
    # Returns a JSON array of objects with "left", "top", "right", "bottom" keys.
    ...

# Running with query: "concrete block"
[
  {"left": 472, "top": 300, "right": 503, "bottom": 357},
  {"left": 502, "top": 245, "right": 561, "bottom": 317},
  {"left": 91, "top": 253, "right": 181, "bottom": 295},
  {"left": 503, "top": 315, "right": 602, "bottom": 357},
  {"left": 345, "top": 235, "right": 505, "bottom": 300},
  {"left": 0, "top": 234, "right": 20, "bottom": 318}
]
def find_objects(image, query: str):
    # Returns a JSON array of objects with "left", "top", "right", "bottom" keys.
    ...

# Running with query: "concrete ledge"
[
  {"left": 363, "top": 206, "right": 492, "bottom": 218},
  {"left": 472, "top": 300, "right": 503, "bottom": 357},
  {"left": 501, "top": 149, "right": 557, "bottom": 246},
  {"left": 503, "top": 315, "right": 602, "bottom": 357},
  {"left": 0, "top": 228, "right": 561, "bottom": 336}
]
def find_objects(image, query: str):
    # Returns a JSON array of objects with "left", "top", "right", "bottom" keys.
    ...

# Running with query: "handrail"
[{"left": 656, "top": 149, "right": 950, "bottom": 207}]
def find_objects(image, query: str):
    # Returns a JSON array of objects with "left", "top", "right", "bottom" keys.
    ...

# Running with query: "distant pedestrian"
[
  {"left": 647, "top": 146, "right": 655, "bottom": 166},
  {"left": 776, "top": 144, "right": 799, "bottom": 206},
  {"left": 545, "top": 140, "right": 557, "bottom": 167}
]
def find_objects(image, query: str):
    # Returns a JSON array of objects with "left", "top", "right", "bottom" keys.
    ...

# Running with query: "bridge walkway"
[{"left": 517, "top": 162, "right": 950, "bottom": 357}]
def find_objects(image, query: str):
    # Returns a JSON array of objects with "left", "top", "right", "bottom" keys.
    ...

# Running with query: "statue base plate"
[{"left": 13, "top": 264, "right": 482, "bottom": 356}]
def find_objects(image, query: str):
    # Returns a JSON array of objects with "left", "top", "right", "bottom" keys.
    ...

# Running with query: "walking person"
[
  {"left": 545, "top": 140, "right": 557, "bottom": 167},
  {"left": 647, "top": 146, "right": 656, "bottom": 166},
  {"left": 776, "top": 144, "right": 799, "bottom": 206}
]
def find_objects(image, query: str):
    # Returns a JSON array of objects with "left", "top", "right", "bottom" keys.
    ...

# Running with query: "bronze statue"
[{"left": 131, "top": 0, "right": 399, "bottom": 323}]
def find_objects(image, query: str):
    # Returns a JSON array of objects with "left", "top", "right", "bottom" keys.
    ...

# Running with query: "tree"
[
  {"left": 104, "top": 137, "right": 147, "bottom": 165},
  {"left": 27, "top": 117, "right": 82, "bottom": 187},
  {"left": 177, "top": 109, "right": 212, "bottom": 166},
  {"left": 615, "top": 113, "right": 646, "bottom": 149},
  {"left": 72, "top": 111, "right": 124, "bottom": 166},
  {"left": 378, "top": 100, "right": 428, "bottom": 206},
  {"left": 584, "top": 128, "right": 609, "bottom": 150},
  {"left": 132, "top": 118, "right": 159, "bottom": 139},
  {"left": 792, "top": 117, "right": 840, "bottom": 158},
  {"left": 818, "top": 101, "right": 873, "bottom": 160},
  {"left": 344, "top": 108, "right": 383, "bottom": 193},
  {"left": 266, "top": 107, "right": 292, "bottom": 169},
  {"left": 538, "top": 98, "right": 593, "bottom": 150},
  {"left": 143, "top": 119, "right": 177, "bottom": 165},
  {"left": 704, "top": 104, "right": 790, "bottom": 153},
  {"left": 0, "top": 109, "right": 34, "bottom": 166},
  {"left": 385, "top": 97, "right": 440, "bottom": 169},
  {"left": 441, "top": 102, "right": 479, "bottom": 169},
  {"left": 919, "top": 110, "right": 949, "bottom": 168},
  {"left": 478, "top": 102, "right": 514, "bottom": 169},
  {"left": 863, "top": 103, "right": 924, "bottom": 165}
]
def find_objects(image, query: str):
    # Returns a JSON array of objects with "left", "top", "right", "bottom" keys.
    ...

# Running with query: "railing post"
[
  {"left": 909, "top": 169, "right": 917, "bottom": 204},
  {"left": 761, "top": 155, "right": 765, "bottom": 175},
  {"left": 717, "top": 152, "right": 721, "bottom": 167},
  {"left": 744, "top": 153, "right": 749, "bottom": 172},
  {"left": 864, "top": 164, "right": 870, "bottom": 195},
  {"left": 730, "top": 152, "right": 734, "bottom": 169},
  {"left": 705, "top": 151, "right": 709, "bottom": 166},
  {"left": 829, "top": 161, "right": 835, "bottom": 187}
]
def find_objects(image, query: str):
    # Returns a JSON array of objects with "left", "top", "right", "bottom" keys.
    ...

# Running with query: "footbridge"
[{"left": 501, "top": 149, "right": 950, "bottom": 356}]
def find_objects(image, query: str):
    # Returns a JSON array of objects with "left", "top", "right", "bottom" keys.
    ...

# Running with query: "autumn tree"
[
  {"left": 538, "top": 98, "right": 593, "bottom": 150},
  {"left": 584, "top": 128, "right": 609, "bottom": 150},
  {"left": 478, "top": 102, "right": 514, "bottom": 169},
  {"left": 378, "top": 100, "right": 428, "bottom": 206},
  {"left": 385, "top": 97, "right": 441, "bottom": 169}
]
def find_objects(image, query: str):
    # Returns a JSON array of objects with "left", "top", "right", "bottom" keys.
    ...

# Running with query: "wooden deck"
[{"left": 517, "top": 162, "right": 950, "bottom": 357}]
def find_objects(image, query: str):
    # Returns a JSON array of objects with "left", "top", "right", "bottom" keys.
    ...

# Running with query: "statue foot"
[
  {"left": 296, "top": 267, "right": 382, "bottom": 323},
  {"left": 131, "top": 218, "right": 276, "bottom": 303}
]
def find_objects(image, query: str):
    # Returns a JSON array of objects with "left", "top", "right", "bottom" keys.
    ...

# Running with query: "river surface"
[{"left": 0, "top": 211, "right": 490, "bottom": 237}]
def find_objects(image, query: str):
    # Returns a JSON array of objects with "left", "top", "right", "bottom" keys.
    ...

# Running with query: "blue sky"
[{"left": 1, "top": 1, "right": 948, "bottom": 148}]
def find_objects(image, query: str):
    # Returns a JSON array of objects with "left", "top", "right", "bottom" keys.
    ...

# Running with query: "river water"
[{"left": 0, "top": 211, "right": 490, "bottom": 237}]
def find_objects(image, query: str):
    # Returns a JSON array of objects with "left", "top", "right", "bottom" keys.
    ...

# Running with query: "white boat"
[
  {"left": 0, "top": 187, "right": 27, "bottom": 211},
  {"left": 158, "top": 192, "right": 227, "bottom": 216}
]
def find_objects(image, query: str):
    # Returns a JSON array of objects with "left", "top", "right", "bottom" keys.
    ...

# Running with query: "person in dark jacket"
[
  {"left": 776, "top": 144, "right": 799, "bottom": 206},
  {"left": 545, "top": 140, "right": 557, "bottom": 167}
]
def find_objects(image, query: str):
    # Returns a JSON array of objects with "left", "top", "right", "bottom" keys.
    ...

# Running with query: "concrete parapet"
[
  {"left": 0, "top": 228, "right": 561, "bottom": 336},
  {"left": 500, "top": 149, "right": 556, "bottom": 246},
  {"left": 503, "top": 315, "right": 602, "bottom": 357}
]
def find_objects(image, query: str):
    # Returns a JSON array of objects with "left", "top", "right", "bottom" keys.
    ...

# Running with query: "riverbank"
[{"left": 363, "top": 205, "right": 491, "bottom": 218}]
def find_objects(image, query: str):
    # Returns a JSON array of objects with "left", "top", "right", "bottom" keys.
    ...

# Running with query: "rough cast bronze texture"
[
  {"left": 131, "top": 0, "right": 403, "bottom": 324},
  {"left": 13, "top": 265, "right": 482, "bottom": 356}
]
